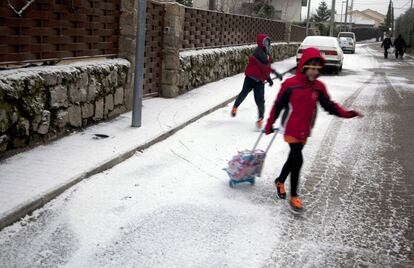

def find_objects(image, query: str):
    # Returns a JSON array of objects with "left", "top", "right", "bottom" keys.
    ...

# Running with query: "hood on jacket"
[
  {"left": 257, "top": 34, "right": 270, "bottom": 48},
  {"left": 297, "top": 47, "right": 326, "bottom": 76}
]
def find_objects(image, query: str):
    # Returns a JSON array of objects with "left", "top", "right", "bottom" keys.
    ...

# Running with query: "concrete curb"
[{"left": 0, "top": 66, "right": 296, "bottom": 231}]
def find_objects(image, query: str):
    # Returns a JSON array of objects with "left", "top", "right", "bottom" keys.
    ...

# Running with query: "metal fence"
[
  {"left": 0, "top": 1, "right": 308, "bottom": 97},
  {"left": 290, "top": 25, "right": 307, "bottom": 42},
  {"left": 0, "top": 0, "right": 120, "bottom": 64}
]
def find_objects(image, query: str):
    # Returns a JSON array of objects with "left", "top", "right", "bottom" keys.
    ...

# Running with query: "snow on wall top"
[
  {"left": 179, "top": 42, "right": 297, "bottom": 58},
  {"left": 0, "top": 58, "right": 130, "bottom": 81}
]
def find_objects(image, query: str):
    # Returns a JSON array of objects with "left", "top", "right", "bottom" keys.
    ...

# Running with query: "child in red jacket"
[
  {"left": 264, "top": 47, "right": 362, "bottom": 213},
  {"left": 231, "top": 34, "right": 282, "bottom": 129}
]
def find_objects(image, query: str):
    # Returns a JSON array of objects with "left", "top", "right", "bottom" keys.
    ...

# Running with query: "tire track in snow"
[{"left": 264, "top": 67, "right": 413, "bottom": 266}]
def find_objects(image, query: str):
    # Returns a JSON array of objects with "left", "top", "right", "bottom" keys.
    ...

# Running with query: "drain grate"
[{"left": 93, "top": 134, "right": 109, "bottom": 140}]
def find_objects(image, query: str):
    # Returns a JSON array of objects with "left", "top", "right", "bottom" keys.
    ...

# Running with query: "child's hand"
[
  {"left": 267, "top": 77, "right": 274, "bottom": 87},
  {"left": 268, "top": 79, "right": 274, "bottom": 87}
]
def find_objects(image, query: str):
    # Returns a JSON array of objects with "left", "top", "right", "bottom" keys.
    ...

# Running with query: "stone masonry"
[
  {"left": 0, "top": 59, "right": 130, "bottom": 157},
  {"left": 177, "top": 42, "right": 300, "bottom": 96}
]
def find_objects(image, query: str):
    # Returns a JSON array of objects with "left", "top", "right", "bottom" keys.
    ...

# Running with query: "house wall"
[
  {"left": 362, "top": 9, "right": 385, "bottom": 22},
  {"left": 192, "top": 0, "right": 302, "bottom": 22},
  {"left": 350, "top": 10, "right": 385, "bottom": 28}
]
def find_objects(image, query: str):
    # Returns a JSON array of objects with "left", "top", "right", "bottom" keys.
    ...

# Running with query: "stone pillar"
[
  {"left": 161, "top": 3, "right": 185, "bottom": 98},
  {"left": 119, "top": 0, "right": 138, "bottom": 110},
  {"left": 285, "top": 22, "right": 292, "bottom": 43}
]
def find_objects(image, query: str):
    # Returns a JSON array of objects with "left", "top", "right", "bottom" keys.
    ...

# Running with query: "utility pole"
[
  {"left": 306, "top": 0, "right": 312, "bottom": 36},
  {"left": 344, "top": 0, "right": 349, "bottom": 31},
  {"left": 341, "top": 1, "right": 345, "bottom": 32},
  {"left": 329, "top": 0, "right": 336, "bottom": 36},
  {"left": 410, "top": 0, "right": 413, "bottom": 46},
  {"left": 349, "top": 0, "right": 354, "bottom": 31},
  {"left": 391, "top": 1, "right": 394, "bottom": 37},
  {"left": 131, "top": 0, "right": 147, "bottom": 127},
  {"left": 209, "top": 0, "right": 217, "bottom": 10}
]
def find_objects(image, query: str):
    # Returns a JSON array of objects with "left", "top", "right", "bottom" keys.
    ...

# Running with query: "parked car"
[
  {"left": 296, "top": 36, "right": 344, "bottom": 74},
  {"left": 338, "top": 32, "right": 356, "bottom": 53},
  {"left": 339, "top": 37, "right": 355, "bottom": 53}
]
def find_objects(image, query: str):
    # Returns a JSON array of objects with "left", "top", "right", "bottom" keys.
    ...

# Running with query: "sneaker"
[
  {"left": 256, "top": 119, "right": 263, "bottom": 129},
  {"left": 290, "top": 196, "right": 304, "bottom": 213},
  {"left": 231, "top": 107, "right": 237, "bottom": 117},
  {"left": 275, "top": 179, "right": 286, "bottom": 199}
]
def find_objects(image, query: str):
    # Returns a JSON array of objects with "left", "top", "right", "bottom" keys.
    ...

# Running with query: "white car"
[
  {"left": 338, "top": 32, "right": 356, "bottom": 53},
  {"left": 296, "top": 36, "right": 344, "bottom": 74},
  {"left": 339, "top": 37, "right": 355, "bottom": 53}
]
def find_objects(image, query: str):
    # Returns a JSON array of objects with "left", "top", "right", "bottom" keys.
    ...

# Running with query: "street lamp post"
[
  {"left": 306, "top": 0, "right": 312, "bottom": 36},
  {"left": 131, "top": 0, "right": 147, "bottom": 128},
  {"left": 329, "top": 0, "right": 336, "bottom": 36},
  {"left": 341, "top": 1, "right": 346, "bottom": 32},
  {"left": 344, "top": 0, "right": 349, "bottom": 31}
]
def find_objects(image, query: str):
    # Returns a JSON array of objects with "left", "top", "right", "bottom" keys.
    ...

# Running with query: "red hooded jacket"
[
  {"left": 244, "top": 34, "right": 273, "bottom": 81},
  {"left": 265, "top": 48, "right": 357, "bottom": 140}
]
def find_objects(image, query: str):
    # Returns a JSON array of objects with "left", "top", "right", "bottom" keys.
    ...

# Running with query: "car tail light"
[
  {"left": 324, "top": 50, "right": 338, "bottom": 56},
  {"left": 298, "top": 49, "right": 304, "bottom": 54}
]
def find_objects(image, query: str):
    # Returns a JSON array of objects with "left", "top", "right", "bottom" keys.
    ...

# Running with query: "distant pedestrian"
[
  {"left": 393, "top": 34, "right": 407, "bottom": 59},
  {"left": 231, "top": 33, "right": 283, "bottom": 129},
  {"left": 381, "top": 35, "right": 393, "bottom": 59},
  {"left": 264, "top": 48, "right": 363, "bottom": 213}
]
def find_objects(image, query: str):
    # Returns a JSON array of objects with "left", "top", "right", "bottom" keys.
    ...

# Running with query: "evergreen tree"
[
  {"left": 176, "top": 0, "right": 192, "bottom": 7},
  {"left": 385, "top": 0, "right": 392, "bottom": 33},
  {"left": 312, "top": 1, "right": 330, "bottom": 23},
  {"left": 254, "top": 0, "right": 275, "bottom": 19}
]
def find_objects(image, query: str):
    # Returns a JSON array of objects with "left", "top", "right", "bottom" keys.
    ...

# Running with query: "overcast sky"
[{"left": 301, "top": 0, "right": 412, "bottom": 19}]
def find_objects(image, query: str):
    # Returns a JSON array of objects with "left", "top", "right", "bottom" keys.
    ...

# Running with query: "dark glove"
[
  {"left": 267, "top": 77, "right": 274, "bottom": 87},
  {"left": 276, "top": 72, "right": 283, "bottom": 81},
  {"left": 346, "top": 110, "right": 363, "bottom": 118},
  {"left": 264, "top": 123, "right": 274, "bottom": 135},
  {"left": 272, "top": 69, "right": 283, "bottom": 81}
]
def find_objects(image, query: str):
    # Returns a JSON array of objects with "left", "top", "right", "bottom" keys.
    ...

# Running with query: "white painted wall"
[{"left": 192, "top": 0, "right": 302, "bottom": 22}]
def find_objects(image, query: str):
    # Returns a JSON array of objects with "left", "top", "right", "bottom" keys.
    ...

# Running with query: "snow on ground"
[
  {"left": 0, "top": 45, "right": 412, "bottom": 267},
  {"left": 0, "top": 57, "right": 295, "bottom": 228}
]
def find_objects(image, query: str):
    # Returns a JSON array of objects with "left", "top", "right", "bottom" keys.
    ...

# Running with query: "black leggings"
[
  {"left": 234, "top": 76, "right": 265, "bottom": 119},
  {"left": 277, "top": 143, "right": 304, "bottom": 197}
]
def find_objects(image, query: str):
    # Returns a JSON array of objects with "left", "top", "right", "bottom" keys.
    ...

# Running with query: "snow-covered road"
[{"left": 1, "top": 44, "right": 413, "bottom": 267}]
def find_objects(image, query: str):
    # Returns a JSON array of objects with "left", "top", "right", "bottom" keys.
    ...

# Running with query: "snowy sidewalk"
[{"left": 0, "top": 57, "right": 296, "bottom": 230}]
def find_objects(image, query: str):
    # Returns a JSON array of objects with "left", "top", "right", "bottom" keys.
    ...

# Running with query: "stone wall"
[
  {"left": 177, "top": 42, "right": 300, "bottom": 94},
  {"left": 0, "top": 59, "right": 130, "bottom": 157},
  {"left": 159, "top": 2, "right": 302, "bottom": 98}
]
